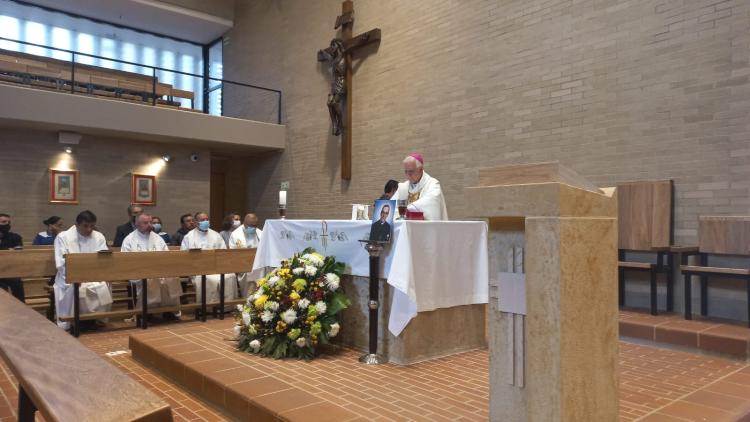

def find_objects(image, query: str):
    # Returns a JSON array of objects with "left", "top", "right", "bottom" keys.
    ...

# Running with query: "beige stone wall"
[
  {"left": 0, "top": 128, "right": 210, "bottom": 243},
  {"left": 224, "top": 0, "right": 750, "bottom": 244}
]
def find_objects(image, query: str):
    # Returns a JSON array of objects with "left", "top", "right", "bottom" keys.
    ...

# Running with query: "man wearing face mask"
[
  {"left": 219, "top": 212, "right": 242, "bottom": 247},
  {"left": 180, "top": 212, "right": 237, "bottom": 305},
  {"left": 121, "top": 214, "right": 181, "bottom": 319},
  {"left": 113, "top": 204, "right": 144, "bottom": 247},
  {"left": 54, "top": 210, "right": 112, "bottom": 331},
  {"left": 229, "top": 213, "right": 264, "bottom": 297},
  {"left": 150, "top": 216, "right": 171, "bottom": 245},
  {"left": 0, "top": 213, "right": 25, "bottom": 302}
]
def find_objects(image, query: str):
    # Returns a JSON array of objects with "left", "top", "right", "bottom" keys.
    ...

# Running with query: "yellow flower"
[
  {"left": 290, "top": 291, "right": 300, "bottom": 301},
  {"left": 257, "top": 278, "right": 267, "bottom": 288},
  {"left": 254, "top": 294, "right": 268, "bottom": 309}
]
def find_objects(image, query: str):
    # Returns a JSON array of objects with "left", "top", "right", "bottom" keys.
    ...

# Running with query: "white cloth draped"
[
  {"left": 254, "top": 219, "right": 488, "bottom": 335},
  {"left": 180, "top": 228, "right": 236, "bottom": 303},
  {"left": 120, "top": 230, "right": 182, "bottom": 307},
  {"left": 395, "top": 171, "right": 449, "bottom": 221},
  {"left": 53, "top": 225, "right": 112, "bottom": 330}
]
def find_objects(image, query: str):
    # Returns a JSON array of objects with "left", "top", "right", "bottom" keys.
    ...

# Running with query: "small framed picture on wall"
[
  {"left": 131, "top": 173, "right": 156, "bottom": 206},
  {"left": 49, "top": 169, "right": 79, "bottom": 204}
]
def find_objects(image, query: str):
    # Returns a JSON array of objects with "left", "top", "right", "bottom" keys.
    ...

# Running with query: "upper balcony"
[{"left": 0, "top": 38, "right": 285, "bottom": 152}]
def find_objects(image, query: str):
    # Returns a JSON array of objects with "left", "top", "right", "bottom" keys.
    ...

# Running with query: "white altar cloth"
[{"left": 253, "top": 219, "right": 488, "bottom": 335}]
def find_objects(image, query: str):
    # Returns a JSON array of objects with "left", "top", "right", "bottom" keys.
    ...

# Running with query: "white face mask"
[{"left": 232, "top": 220, "right": 241, "bottom": 229}]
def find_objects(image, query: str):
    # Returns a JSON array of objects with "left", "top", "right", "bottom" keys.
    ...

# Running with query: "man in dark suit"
[
  {"left": 0, "top": 213, "right": 24, "bottom": 301},
  {"left": 369, "top": 204, "right": 392, "bottom": 242},
  {"left": 113, "top": 204, "right": 143, "bottom": 247}
]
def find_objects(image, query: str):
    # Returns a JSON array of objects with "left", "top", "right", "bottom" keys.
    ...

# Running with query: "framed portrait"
[
  {"left": 369, "top": 199, "right": 396, "bottom": 243},
  {"left": 131, "top": 173, "right": 156, "bottom": 206},
  {"left": 49, "top": 169, "right": 79, "bottom": 204}
]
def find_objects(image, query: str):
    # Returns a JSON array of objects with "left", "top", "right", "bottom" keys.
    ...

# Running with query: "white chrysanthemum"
[
  {"left": 249, "top": 339, "right": 261, "bottom": 352},
  {"left": 261, "top": 310, "right": 275, "bottom": 322},
  {"left": 264, "top": 301, "right": 279, "bottom": 311},
  {"left": 324, "top": 273, "right": 340, "bottom": 291},
  {"left": 304, "top": 265, "right": 317, "bottom": 276},
  {"left": 292, "top": 267, "right": 305, "bottom": 275},
  {"left": 233, "top": 324, "right": 241, "bottom": 337},
  {"left": 267, "top": 276, "right": 280, "bottom": 286},
  {"left": 302, "top": 253, "right": 324, "bottom": 267},
  {"left": 242, "top": 311, "right": 252, "bottom": 326},
  {"left": 236, "top": 304, "right": 244, "bottom": 312},
  {"left": 329, "top": 322, "right": 340, "bottom": 337},
  {"left": 298, "top": 298, "right": 310, "bottom": 310},
  {"left": 281, "top": 309, "right": 297, "bottom": 324},
  {"left": 295, "top": 337, "right": 307, "bottom": 347},
  {"left": 315, "top": 301, "right": 327, "bottom": 315}
]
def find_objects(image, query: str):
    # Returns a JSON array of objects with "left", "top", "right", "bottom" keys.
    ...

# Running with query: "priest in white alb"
[
  {"left": 53, "top": 210, "right": 113, "bottom": 330},
  {"left": 395, "top": 153, "right": 449, "bottom": 220},
  {"left": 181, "top": 211, "right": 237, "bottom": 304},
  {"left": 228, "top": 213, "right": 264, "bottom": 298},
  {"left": 120, "top": 213, "right": 182, "bottom": 313}
]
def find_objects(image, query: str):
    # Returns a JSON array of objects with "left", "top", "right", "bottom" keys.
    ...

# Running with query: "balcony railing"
[{"left": 0, "top": 37, "right": 282, "bottom": 124}]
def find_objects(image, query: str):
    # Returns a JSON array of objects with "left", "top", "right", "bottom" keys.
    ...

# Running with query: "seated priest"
[
  {"left": 120, "top": 214, "right": 181, "bottom": 318},
  {"left": 229, "top": 213, "right": 263, "bottom": 298},
  {"left": 181, "top": 211, "right": 237, "bottom": 305},
  {"left": 395, "top": 153, "right": 449, "bottom": 220},
  {"left": 53, "top": 210, "right": 113, "bottom": 331}
]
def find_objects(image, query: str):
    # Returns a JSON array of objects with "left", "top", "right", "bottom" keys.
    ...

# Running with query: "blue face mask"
[
  {"left": 152, "top": 223, "right": 162, "bottom": 233},
  {"left": 198, "top": 220, "right": 210, "bottom": 231},
  {"left": 244, "top": 226, "right": 256, "bottom": 235}
]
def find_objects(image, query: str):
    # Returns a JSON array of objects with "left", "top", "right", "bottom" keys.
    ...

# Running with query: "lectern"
[{"left": 465, "top": 162, "right": 618, "bottom": 422}]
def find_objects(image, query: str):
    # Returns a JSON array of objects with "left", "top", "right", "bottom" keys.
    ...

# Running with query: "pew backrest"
[
  {"left": 699, "top": 216, "right": 750, "bottom": 255},
  {"left": 0, "top": 290, "right": 172, "bottom": 421},
  {"left": 617, "top": 180, "right": 673, "bottom": 250},
  {"left": 0, "top": 249, "right": 56, "bottom": 278}
]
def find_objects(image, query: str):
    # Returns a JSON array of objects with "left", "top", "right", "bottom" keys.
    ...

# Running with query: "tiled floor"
[
  {"left": 1, "top": 318, "right": 750, "bottom": 421},
  {"left": 620, "top": 309, "right": 750, "bottom": 359}
]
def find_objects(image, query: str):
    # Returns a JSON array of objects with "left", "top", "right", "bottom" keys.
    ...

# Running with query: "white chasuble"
[
  {"left": 396, "top": 171, "right": 449, "bottom": 221},
  {"left": 229, "top": 226, "right": 265, "bottom": 298},
  {"left": 180, "top": 228, "right": 237, "bottom": 303},
  {"left": 53, "top": 226, "right": 112, "bottom": 329},
  {"left": 120, "top": 230, "right": 182, "bottom": 307}
]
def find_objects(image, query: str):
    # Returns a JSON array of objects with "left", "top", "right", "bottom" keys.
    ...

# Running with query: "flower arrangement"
[{"left": 234, "top": 247, "right": 350, "bottom": 360}]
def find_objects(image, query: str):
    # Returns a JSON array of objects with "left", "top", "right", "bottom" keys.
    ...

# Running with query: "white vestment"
[
  {"left": 53, "top": 226, "right": 112, "bottom": 330},
  {"left": 180, "top": 228, "right": 236, "bottom": 303},
  {"left": 228, "top": 226, "right": 264, "bottom": 298},
  {"left": 120, "top": 230, "right": 182, "bottom": 308},
  {"left": 396, "top": 171, "right": 449, "bottom": 220}
]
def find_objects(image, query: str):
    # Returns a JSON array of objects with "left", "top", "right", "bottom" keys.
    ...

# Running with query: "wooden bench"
[
  {"left": 0, "top": 249, "right": 58, "bottom": 320},
  {"left": 681, "top": 216, "right": 750, "bottom": 326},
  {"left": 65, "top": 248, "right": 256, "bottom": 337},
  {"left": 0, "top": 290, "right": 173, "bottom": 422},
  {"left": 617, "top": 180, "right": 676, "bottom": 315},
  {"left": 0, "top": 47, "right": 193, "bottom": 108}
]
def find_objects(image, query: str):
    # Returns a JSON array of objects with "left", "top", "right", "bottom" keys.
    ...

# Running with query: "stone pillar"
[{"left": 466, "top": 162, "right": 618, "bottom": 422}]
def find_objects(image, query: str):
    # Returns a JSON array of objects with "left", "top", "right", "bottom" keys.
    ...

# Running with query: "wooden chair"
[
  {"left": 681, "top": 216, "right": 750, "bottom": 326},
  {"left": 617, "top": 180, "right": 674, "bottom": 315},
  {"left": 0, "top": 290, "right": 173, "bottom": 422}
]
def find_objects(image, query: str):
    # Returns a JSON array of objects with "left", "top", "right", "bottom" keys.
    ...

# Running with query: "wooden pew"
[
  {"left": 65, "top": 248, "right": 256, "bottom": 337},
  {"left": 681, "top": 216, "right": 750, "bottom": 326},
  {"left": 617, "top": 180, "right": 680, "bottom": 315},
  {"left": 0, "top": 249, "right": 58, "bottom": 320},
  {"left": 0, "top": 290, "right": 173, "bottom": 422}
]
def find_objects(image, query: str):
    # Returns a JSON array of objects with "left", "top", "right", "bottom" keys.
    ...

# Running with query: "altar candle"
[{"left": 279, "top": 191, "right": 287, "bottom": 206}]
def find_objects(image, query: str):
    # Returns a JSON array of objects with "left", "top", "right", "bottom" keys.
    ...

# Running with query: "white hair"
[{"left": 402, "top": 155, "right": 424, "bottom": 169}]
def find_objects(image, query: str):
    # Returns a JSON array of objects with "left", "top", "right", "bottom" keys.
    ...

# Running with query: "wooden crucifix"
[{"left": 317, "top": 0, "right": 381, "bottom": 180}]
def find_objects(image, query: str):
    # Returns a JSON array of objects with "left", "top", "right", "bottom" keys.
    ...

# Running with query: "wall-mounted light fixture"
[
  {"left": 63, "top": 146, "right": 73, "bottom": 154},
  {"left": 162, "top": 154, "right": 171, "bottom": 162}
]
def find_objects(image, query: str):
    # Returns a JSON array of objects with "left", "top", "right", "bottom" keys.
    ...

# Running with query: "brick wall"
[
  {"left": 224, "top": 0, "right": 750, "bottom": 244},
  {"left": 0, "top": 128, "right": 210, "bottom": 243}
]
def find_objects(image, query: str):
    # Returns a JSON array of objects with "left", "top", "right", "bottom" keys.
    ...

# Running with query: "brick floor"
[{"left": 1, "top": 318, "right": 750, "bottom": 421}]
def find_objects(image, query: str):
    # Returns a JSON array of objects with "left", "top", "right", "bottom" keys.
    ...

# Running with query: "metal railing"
[{"left": 0, "top": 36, "right": 282, "bottom": 124}]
